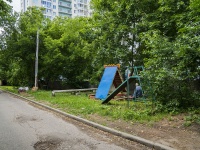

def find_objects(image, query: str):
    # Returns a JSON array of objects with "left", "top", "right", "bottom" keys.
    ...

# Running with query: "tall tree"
[
  {"left": 0, "top": 0, "right": 18, "bottom": 85},
  {"left": 90, "top": 0, "right": 157, "bottom": 74},
  {"left": 1, "top": 7, "right": 46, "bottom": 86},
  {"left": 0, "top": 0, "right": 12, "bottom": 27},
  {"left": 140, "top": 0, "right": 200, "bottom": 108},
  {"left": 42, "top": 17, "right": 96, "bottom": 88}
]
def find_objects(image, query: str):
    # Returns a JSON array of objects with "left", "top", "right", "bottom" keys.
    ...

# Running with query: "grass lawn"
[{"left": 0, "top": 86, "right": 168, "bottom": 124}]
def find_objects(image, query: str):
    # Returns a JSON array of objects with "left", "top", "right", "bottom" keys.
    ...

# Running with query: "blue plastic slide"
[{"left": 95, "top": 67, "right": 118, "bottom": 100}]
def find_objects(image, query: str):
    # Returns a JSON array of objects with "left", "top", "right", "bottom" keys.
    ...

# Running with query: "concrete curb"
[{"left": 2, "top": 90, "right": 175, "bottom": 150}]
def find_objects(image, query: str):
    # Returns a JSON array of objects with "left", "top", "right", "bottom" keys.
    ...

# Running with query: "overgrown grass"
[
  {"left": 28, "top": 90, "right": 165, "bottom": 123},
  {"left": 1, "top": 86, "right": 199, "bottom": 125},
  {"left": 1, "top": 86, "right": 18, "bottom": 94}
]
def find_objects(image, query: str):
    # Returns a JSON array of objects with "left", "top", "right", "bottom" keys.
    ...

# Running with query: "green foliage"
[
  {"left": 31, "top": 91, "right": 168, "bottom": 123},
  {"left": 0, "top": 0, "right": 12, "bottom": 27},
  {"left": 140, "top": 0, "right": 200, "bottom": 109},
  {"left": 41, "top": 17, "right": 96, "bottom": 88},
  {"left": 0, "top": 7, "right": 46, "bottom": 86},
  {"left": 1, "top": 8, "right": 96, "bottom": 88},
  {"left": 141, "top": 31, "right": 200, "bottom": 108},
  {"left": 184, "top": 108, "right": 200, "bottom": 126},
  {"left": 91, "top": 0, "right": 155, "bottom": 68},
  {"left": 152, "top": 101, "right": 181, "bottom": 115},
  {"left": 0, "top": 85, "right": 18, "bottom": 94},
  {"left": 1, "top": 0, "right": 200, "bottom": 111},
  {"left": 0, "top": 10, "right": 19, "bottom": 84}
]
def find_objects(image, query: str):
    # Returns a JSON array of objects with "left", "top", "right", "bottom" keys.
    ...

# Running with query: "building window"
[
  {"left": 53, "top": 12, "right": 56, "bottom": 16},
  {"left": 78, "top": 4, "right": 83, "bottom": 7},
  {"left": 53, "top": 5, "right": 56, "bottom": 9},
  {"left": 47, "top": 9, "right": 52, "bottom": 13},
  {"left": 47, "top": 2, "right": 51, "bottom": 8},
  {"left": 53, "top": 0, "right": 56, "bottom": 2},
  {"left": 42, "top": 1, "right": 46, "bottom": 5}
]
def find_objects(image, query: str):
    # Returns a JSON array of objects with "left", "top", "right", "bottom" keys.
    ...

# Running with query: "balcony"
[
  {"left": 59, "top": 0, "right": 72, "bottom": 3},
  {"left": 58, "top": 8, "right": 72, "bottom": 14},
  {"left": 58, "top": 3, "right": 71, "bottom": 8}
]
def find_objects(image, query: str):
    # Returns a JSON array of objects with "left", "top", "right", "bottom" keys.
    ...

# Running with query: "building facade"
[
  {"left": 21, "top": 0, "right": 91, "bottom": 19},
  {"left": 72, "top": 0, "right": 91, "bottom": 17}
]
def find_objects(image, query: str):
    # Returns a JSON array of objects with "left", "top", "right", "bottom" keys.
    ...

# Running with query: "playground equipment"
[
  {"left": 102, "top": 66, "right": 144, "bottom": 104},
  {"left": 95, "top": 64, "right": 125, "bottom": 100},
  {"left": 95, "top": 64, "right": 145, "bottom": 104}
]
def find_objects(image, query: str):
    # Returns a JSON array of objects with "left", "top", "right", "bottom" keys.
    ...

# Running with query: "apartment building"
[
  {"left": 21, "top": 0, "right": 91, "bottom": 19},
  {"left": 72, "top": 0, "right": 91, "bottom": 17}
]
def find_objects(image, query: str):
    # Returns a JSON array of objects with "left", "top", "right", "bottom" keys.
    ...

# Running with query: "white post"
[{"left": 34, "top": 29, "right": 39, "bottom": 88}]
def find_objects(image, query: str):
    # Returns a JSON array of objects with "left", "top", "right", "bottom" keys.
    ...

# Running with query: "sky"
[{"left": 11, "top": 0, "right": 21, "bottom": 12}]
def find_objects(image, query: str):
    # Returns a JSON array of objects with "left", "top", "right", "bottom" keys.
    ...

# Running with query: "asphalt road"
[{"left": 0, "top": 90, "right": 127, "bottom": 150}]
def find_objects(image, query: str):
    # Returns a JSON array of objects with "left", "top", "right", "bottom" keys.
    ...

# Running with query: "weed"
[{"left": 184, "top": 121, "right": 192, "bottom": 127}]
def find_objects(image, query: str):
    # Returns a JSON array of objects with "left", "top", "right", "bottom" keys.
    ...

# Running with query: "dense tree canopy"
[
  {"left": 0, "top": 0, "right": 12, "bottom": 26},
  {"left": 41, "top": 17, "right": 95, "bottom": 87},
  {"left": 90, "top": 0, "right": 156, "bottom": 69},
  {"left": 140, "top": 0, "right": 200, "bottom": 108},
  {"left": 0, "top": 7, "right": 96, "bottom": 88}
]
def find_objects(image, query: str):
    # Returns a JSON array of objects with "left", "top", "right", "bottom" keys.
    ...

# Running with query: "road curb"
[{"left": 2, "top": 90, "right": 175, "bottom": 150}]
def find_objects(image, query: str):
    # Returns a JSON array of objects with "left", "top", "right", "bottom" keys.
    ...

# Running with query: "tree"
[
  {"left": 42, "top": 17, "right": 96, "bottom": 88},
  {"left": 140, "top": 0, "right": 200, "bottom": 109},
  {"left": 0, "top": 0, "right": 12, "bottom": 27},
  {"left": 0, "top": 0, "right": 19, "bottom": 85},
  {"left": 90, "top": 0, "right": 158, "bottom": 76},
  {"left": 0, "top": 7, "right": 46, "bottom": 86}
]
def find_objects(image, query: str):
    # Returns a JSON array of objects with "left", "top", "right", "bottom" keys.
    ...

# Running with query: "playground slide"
[
  {"left": 102, "top": 77, "right": 136, "bottom": 104},
  {"left": 95, "top": 66, "right": 118, "bottom": 100}
]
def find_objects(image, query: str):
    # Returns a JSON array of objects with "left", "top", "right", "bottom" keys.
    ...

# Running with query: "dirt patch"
[{"left": 87, "top": 114, "right": 200, "bottom": 150}]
